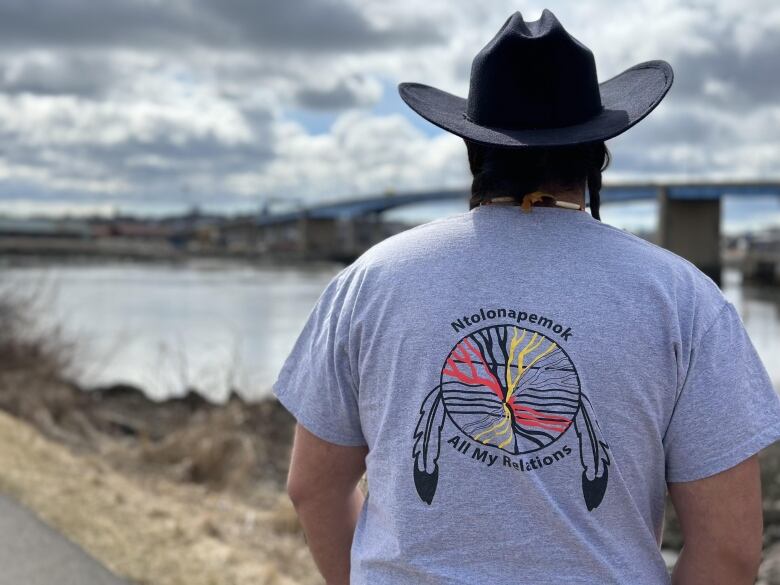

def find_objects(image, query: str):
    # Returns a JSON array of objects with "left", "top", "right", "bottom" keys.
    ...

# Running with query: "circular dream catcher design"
[{"left": 412, "top": 324, "right": 610, "bottom": 511}]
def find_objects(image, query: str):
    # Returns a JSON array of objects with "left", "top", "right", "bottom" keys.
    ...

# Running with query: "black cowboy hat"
[{"left": 398, "top": 9, "right": 673, "bottom": 148}]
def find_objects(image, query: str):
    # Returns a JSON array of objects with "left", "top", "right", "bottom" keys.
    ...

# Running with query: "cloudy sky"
[{"left": 0, "top": 0, "right": 778, "bottom": 222}]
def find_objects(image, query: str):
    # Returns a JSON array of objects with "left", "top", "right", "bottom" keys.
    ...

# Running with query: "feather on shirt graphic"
[{"left": 412, "top": 323, "right": 610, "bottom": 511}]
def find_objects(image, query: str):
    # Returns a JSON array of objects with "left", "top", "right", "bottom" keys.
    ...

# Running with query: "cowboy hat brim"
[{"left": 398, "top": 60, "right": 673, "bottom": 147}]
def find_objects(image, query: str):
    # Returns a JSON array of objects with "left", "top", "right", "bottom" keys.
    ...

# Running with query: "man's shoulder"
[
  {"left": 589, "top": 220, "right": 727, "bottom": 325},
  {"left": 360, "top": 213, "right": 707, "bottom": 274},
  {"left": 353, "top": 212, "right": 471, "bottom": 268},
  {"left": 352, "top": 212, "right": 724, "bottom": 302},
  {"left": 593, "top": 220, "right": 718, "bottom": 287}
]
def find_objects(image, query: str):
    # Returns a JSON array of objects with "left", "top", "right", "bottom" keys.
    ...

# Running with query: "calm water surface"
[{"left": 4, "top": 261, "right": 779, "bottom": 400}]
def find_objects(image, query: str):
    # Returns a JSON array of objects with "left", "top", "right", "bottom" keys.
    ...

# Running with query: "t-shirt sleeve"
[
  {"left": 663, "top": 301, "right": 780, "bottom": 483},
  {"left": 271, "top": 266, "right": 367, "bottom": 447}
]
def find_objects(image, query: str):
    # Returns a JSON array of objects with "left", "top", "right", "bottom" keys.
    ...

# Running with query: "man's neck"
[
  {"left": 480, "top": 184, "right": 586, "bottom": 211},
  {"left": 536, "top": 183, "right": 586, "bottom": 208}
]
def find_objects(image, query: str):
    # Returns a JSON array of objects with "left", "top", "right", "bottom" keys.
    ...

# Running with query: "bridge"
[{"left": 254, "top": 181, "right": 780, "bottom": 282}]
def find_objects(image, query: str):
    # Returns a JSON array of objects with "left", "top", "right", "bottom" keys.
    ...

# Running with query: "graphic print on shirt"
[{"left": 412, "top": 323, "right": 610, "bottom": 511}]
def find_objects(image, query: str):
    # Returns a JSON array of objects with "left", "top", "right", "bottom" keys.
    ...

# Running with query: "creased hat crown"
[
  {"left": 466, "top": 10, "right": 602, "bottom": 130},
  {"left": 397, "top": 8, "right": 673, "bottom": 147}
]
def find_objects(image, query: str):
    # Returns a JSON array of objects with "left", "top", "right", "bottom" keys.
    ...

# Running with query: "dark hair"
[{"left": 465, "top": 140, "right": 610, "bottom": 220}]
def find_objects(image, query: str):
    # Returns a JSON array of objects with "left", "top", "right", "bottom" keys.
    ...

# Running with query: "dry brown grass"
[
  {"left": 0, "top": 280, "right": 320, "bottom": 584},
  {"left": 0, "top": 279, "right": 76, "bottom": 379},
  {"left": 0, "top": 406, "right": 321, "bottom": 585}
]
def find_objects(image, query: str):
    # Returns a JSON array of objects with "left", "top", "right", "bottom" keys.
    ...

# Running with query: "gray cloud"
[
  {"left": 0, "top": 54, "right": 115, "bottom": 97},
  {"left": 202, "top": 0, "right": 444, "bottom": 52},
  {"left": 671, "top": 35, "right": 780, "bottom": 107},
  {"left": 0, "top": 0, "right": 208, "bottom": 50},
  {"left": 0, "top": 0, "right": 442, "bottom": 53},
  {"left": 294, "top": 76, "right": 381, "bottom": 110},
  {"left": 0, "top": 0, "right": 776, "bottom": 217}
]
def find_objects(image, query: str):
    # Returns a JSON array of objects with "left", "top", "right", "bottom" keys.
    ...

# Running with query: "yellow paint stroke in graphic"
[
  {"left": 505, "top": 328, "right": 557, "bottom": 403},
  {"left": 505, "top": 328, "right": 526, "bottom": 394},
  {"left": 474, "top": 403, "right": 512, "bottom": 446},
  {"left": 470, "top": 328, "right": 559, "bottom": 449}
]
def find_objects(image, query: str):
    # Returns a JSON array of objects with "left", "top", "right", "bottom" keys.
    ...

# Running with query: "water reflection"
[
  {"left": 5, "top": 261, "right": 341, "bottom": 401},
  {"left": 3, "top": 262, "right": 778, "bottom": 401},
  {"left": 723, "top": 269, "right": 780, "bottom": 386}
]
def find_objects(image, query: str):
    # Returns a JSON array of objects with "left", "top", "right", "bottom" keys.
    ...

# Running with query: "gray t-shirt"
[{"left": 272, "top": 204, "right": 780, "bottom": 585}]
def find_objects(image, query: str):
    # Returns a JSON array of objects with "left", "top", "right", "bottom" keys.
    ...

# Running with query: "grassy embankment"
[{"left": 0, "top": 283, "right": 322, "bottom": 585}]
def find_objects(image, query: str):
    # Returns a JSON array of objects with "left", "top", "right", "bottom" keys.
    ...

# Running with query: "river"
[{"left": 3, "top": 260, "right": 779, "bottom": 401}]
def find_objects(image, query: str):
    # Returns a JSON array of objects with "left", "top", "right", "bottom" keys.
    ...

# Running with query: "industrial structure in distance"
[{"left": 0, "top": 181, "right": 779, "bottom": 285}]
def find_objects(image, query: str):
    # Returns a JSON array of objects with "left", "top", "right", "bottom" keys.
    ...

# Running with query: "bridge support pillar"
[{"left": 658, "top": 188, "right": 721, "bottom": 285}]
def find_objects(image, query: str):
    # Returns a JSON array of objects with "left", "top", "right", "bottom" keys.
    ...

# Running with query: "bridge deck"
[{"left": 259, "top": 181, "right": 780, "bottom": 223}]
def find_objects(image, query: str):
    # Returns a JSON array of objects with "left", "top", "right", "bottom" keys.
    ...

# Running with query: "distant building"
[
  {"left": 741, "top": 228, "right": 780, "bottom": 284},
  {"left": 0, "top": 217, "right": 92, "bottom": 239}
]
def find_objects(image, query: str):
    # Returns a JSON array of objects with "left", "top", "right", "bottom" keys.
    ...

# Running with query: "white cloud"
[
  {"left": 0, "top": 0, "right": 777, "bottom": 216},
  {"left": 228, "top": 111, "right": 467, "bottom": 201}
]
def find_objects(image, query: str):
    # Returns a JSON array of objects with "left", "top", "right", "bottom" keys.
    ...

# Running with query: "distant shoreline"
[{"left": 0, "top": 244, "right": 348, "bottom": 267}]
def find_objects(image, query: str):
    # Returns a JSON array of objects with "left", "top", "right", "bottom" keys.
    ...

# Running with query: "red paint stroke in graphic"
[
  {"left": 508, "top": 399, "right": 571, "bottom": 432},
  {"left": 442, "top": 339, "right": 503, "bottom": 399}
]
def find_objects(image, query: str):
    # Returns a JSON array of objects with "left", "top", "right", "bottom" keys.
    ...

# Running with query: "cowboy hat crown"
[{"left": 399, "top": 9, "right": 673, "bottom": 147}]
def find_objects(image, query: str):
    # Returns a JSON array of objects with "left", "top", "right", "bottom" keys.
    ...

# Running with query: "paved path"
[{"left": 0, "top": 494, "right": 129, "bottom": 585}]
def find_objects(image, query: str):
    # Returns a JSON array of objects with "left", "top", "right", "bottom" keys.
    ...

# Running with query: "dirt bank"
[{"left": 0, "top": 375, "right": 323, "bottom": 585}]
